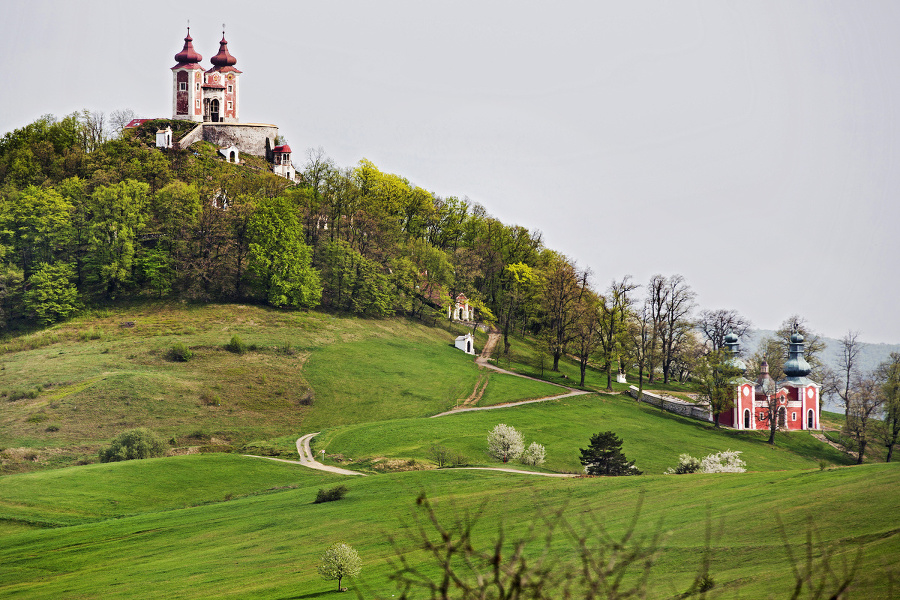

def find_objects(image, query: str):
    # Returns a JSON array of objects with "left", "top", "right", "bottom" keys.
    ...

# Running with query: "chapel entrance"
[{"left": 210, "top": 99, "right": 220, "bottom": 122}]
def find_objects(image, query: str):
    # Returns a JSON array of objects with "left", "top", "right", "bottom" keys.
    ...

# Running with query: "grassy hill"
[
  {"left": 0, "top": 454, "right": 897, "bottom": 598},
  {"left": 0, "top": 304, "right": 563, "bottom": 473},
  {"left": 1, "top": 303, "right": 895, "bottom": 598}
]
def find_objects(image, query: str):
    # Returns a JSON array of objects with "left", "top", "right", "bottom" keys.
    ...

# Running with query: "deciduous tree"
[
  {"left": 876, "top": 352, "right": 900, "bottom": 462},
  {"left": 317, "top": 542, "right": 362, "bottom": 592},
  {"left": 697, "top": 308, "right": 751, "bottom": 352},
  {"left": 597, "top": 276, "right": 637, "bottom": 390},
  {"left": 696, "top": 349, "right": 743, "bottom": 427}
]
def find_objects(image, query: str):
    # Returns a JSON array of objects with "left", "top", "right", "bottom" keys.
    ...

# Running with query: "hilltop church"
[{"left": 135, "top": 28, "right": 295, "bottom": 181}]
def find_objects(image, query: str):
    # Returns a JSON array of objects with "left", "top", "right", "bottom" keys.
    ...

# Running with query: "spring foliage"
[
  {"left": 665, "top": 450, "right": 746, "bottom": 474},
  {"left": 486, "top": 424, "right": 525, "bottom": 462},
  {"left": 317, "top": 542, "right": 361, "bottom": 591},
  {"left": 98, "top": 428, "right": 167, "bottom": 462}
]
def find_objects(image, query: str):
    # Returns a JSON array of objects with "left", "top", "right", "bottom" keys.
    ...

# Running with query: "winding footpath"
[
  {"left": 245, "top": 330, "right": 587, "bottom": 478},
  {"left": 431, "top": 330, "right": 590, "bottom": 417}
]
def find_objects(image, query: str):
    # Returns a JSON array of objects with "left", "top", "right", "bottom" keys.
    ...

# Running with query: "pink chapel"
[{"left": 715, "top": 330, "right": 821, "bottom": 431}]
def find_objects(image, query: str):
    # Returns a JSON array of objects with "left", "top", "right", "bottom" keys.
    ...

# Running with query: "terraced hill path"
[{"left": 431, "top": 329, "right": 591, "bottom": 418}]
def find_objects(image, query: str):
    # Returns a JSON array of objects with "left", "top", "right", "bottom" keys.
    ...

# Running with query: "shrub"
[
  {"left": 487, "top": 424, "right": 525, "bottom": 463},
  {"left": 225, "top": 335, "right": 246, "bottom": 354},
  {"left": 168, "top": 342, "right": 193, "bottom": 362},
  {"left": 664, "top": 453, "right": 702, "bottom": 474},
  {"left": 99, "top": 428, "right": 167, "bottom": 462},
  {"left": 314, "top": 485, "right": 349, "bottom": 504},
  {"left": 520, "top": 442, "right": 546, "bottom": 466},
  {"left": 199, "top": 391, "right": 221, "bottom": 406},
  {"left": 699, "top": 450, "right": 746, "bottom": 473},
  {"left": 26, "top": 413, "right": 49, "bottom": 423},
  {"left": 45, "top": 424, "right": 60, "bottom": 432},
  {"left": 428, "top": 444, "right": 453, "bottom": 467}
]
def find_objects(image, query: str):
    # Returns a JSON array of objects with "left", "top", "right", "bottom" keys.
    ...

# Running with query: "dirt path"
[
  {"left": 433, "top": 330, "right": 591, "bottom": 418},
  {"left": 243, "top": 434, "right": 367, "bottom": 475},
  {"left": 454, "top": 467, "right": 577, "bottom": 478}
]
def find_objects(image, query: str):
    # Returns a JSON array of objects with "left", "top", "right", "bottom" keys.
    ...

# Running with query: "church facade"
[
  {"left": 164, "top": 28, "right": 294, "bottom": 181},
  {"left": 716, "top": 331, "right": 821, "bottom": 431},
  {"left": 171, "top": 28, "right": 241, "bottom": 123}
]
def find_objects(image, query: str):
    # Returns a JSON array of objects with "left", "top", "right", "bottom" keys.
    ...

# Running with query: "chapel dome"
[
  {"left": 174, "top": 28, "right": 203, "bottom": 65},
  {"left": 210, "top": 34, "right": 237, "bottom": 67}
]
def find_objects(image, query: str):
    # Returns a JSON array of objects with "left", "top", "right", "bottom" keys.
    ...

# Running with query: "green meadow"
[
  {"left": 0, "top": 304, "right": 896, "bottom": 598},
  {"left": 0, "top": 454, "right": 897, "bottom": 598}
]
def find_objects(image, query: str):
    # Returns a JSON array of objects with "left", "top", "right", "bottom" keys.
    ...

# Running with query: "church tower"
[
  {"left": 204, "top": 30, "right": 242, "bottom": 123},
  {"left": 171, "top": 28, "right": 204, "bottom": 122}
]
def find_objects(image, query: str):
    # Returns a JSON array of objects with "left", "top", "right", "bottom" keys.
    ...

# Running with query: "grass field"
[
  {"left": 1, "top": 303, "right": 894, "bottom": 598},
  {"left": 315, "top": 393, "right": 856, "bottom": 474},
  {"left": 0, "top": 453, "right": 896, "bottom": 598}
]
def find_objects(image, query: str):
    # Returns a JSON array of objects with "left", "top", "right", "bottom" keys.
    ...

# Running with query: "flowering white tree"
[
  {"left": 699, "top": 450, "right": 746, "bottom": 473},
  {"left": 317, "top": 542, "right": 362, "bottom": 591},
  {"left": 487, "top": 424, "right": 525, "bottom": 462},
  {"left": 520, "top": 442, "right": 546, "bottom": 466}
]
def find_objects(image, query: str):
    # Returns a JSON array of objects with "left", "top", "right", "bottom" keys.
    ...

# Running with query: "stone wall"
[
  {"left": 175, "top": 123, "right": 204, "bottom": 150},
  {"left": 627, "top": 386, "right": 713, "bottom": 423},
  {"left": 201, "top": 123, "right": 278, "bottom": 158}
]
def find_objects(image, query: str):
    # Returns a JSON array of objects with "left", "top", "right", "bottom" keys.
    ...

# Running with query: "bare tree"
[
  {"left": 660, "top": 275, "right": 696, "bottom": 384},
  {"left": 626, "top": 299, "right": 653, "bottom": 397},
  {"left": 834, "top": 330, "right": 862, "bottom": 430},
  {"left": 697, "top": 308, "right": 751, "bottom": 352},
  {"left": 109, "top": 108, "right": 137, "bottom": 138},
  {"left": 846, "top": 372, "right": 884, "bottom": 464},
  {"left": 645, "top": 274, "right": 667, "bottom": 383},
  {"left": 78, "top": 109, "right": 106, "bottom": 152}
]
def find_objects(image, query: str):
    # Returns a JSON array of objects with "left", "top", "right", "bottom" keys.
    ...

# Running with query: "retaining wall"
[{"left": 628, "top": 386, "right": 713, "bottom": 423}]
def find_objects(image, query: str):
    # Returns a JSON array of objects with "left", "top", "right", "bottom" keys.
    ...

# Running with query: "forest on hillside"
[{"left": 1, "top": 112, "right": 898, "bottom": 456}]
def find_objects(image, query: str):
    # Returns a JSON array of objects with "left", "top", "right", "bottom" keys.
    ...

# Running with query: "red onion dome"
[
  {"left": 210, "top": 34, "right": 237, "bottom": 67},
  {"left": 174, "top": 28, "right": 203, "bottom": 64}
]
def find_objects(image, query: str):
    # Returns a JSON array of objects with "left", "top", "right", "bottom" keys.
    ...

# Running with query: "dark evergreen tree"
[{"left": 579, "top": 431, "right": 642, "bottom": 476}]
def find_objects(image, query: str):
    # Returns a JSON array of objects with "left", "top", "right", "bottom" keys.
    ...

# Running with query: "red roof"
[
  {"left": 273, "top": 144, "right": 292, "bottom": 153},
  {"left": 124, "top": 119, "right": 152, "bottom": 129},
  {"left": 173, "top": 28, "right": 203, "bottom": 66}
]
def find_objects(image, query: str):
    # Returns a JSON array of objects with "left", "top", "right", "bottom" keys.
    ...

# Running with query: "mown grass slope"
[
  {"left": 315, "top": 393, "right": 855, "bottom": 474},
  {"left": 0, "top": 454, "right": 896, "bottom": 598}
]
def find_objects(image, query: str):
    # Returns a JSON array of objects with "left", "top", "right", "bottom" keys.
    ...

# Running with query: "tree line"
[{"left": 2, "top": 113, "right": 897, "bottom": 461}]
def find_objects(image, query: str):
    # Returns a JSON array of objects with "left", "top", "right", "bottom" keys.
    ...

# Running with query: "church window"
[
  {"left": 791, "top": 412, "right": 796, "bottom": 421},
  {"left": 195, "top": 99, "right": 201, "bottom": 109},
  {"left": 227, "top": 101, "right": 233, "bottom": 110},
  {"left": 227, "top": 84, "right": 233, "bottom": 93},
  {"left": 743, "top": 409, "right": 750, "bottom": 429},
  {"left": 807, "top": 410, "right": 814, "bottom": 429},
  {"left": 179, "top": 82, "right": 187, "bottom": 91},
  {"left": 196, "top": 83, "right": 200, "bottom": 91}
]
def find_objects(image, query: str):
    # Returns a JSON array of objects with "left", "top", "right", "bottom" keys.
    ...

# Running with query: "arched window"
[
  {"left": 744, "top": 409, "right": 751, "bottom": 429},
  {"left": 778, "top": 407, "right": 787, "bottom": 428},
  {"left": 807, "top": 409, "right": 815, "bottom": 429}
]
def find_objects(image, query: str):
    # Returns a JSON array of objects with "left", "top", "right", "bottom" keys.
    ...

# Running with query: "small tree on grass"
[
  {"left": 317, "top": 542, "right": 361, "bottom": 592},
  {"left": 520, "top": 442, "right": 546, "bottom": 466},
  {"left": 487, "top": 424, "right": 524, "bottom": 463},
  {"left": 579, "top": 431, "right": 642, "bottom": 475}
]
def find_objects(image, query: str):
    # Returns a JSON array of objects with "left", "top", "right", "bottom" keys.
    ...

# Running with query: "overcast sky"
[{"left": 2, "top": 1, "right": 898, "bottom": 344}]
